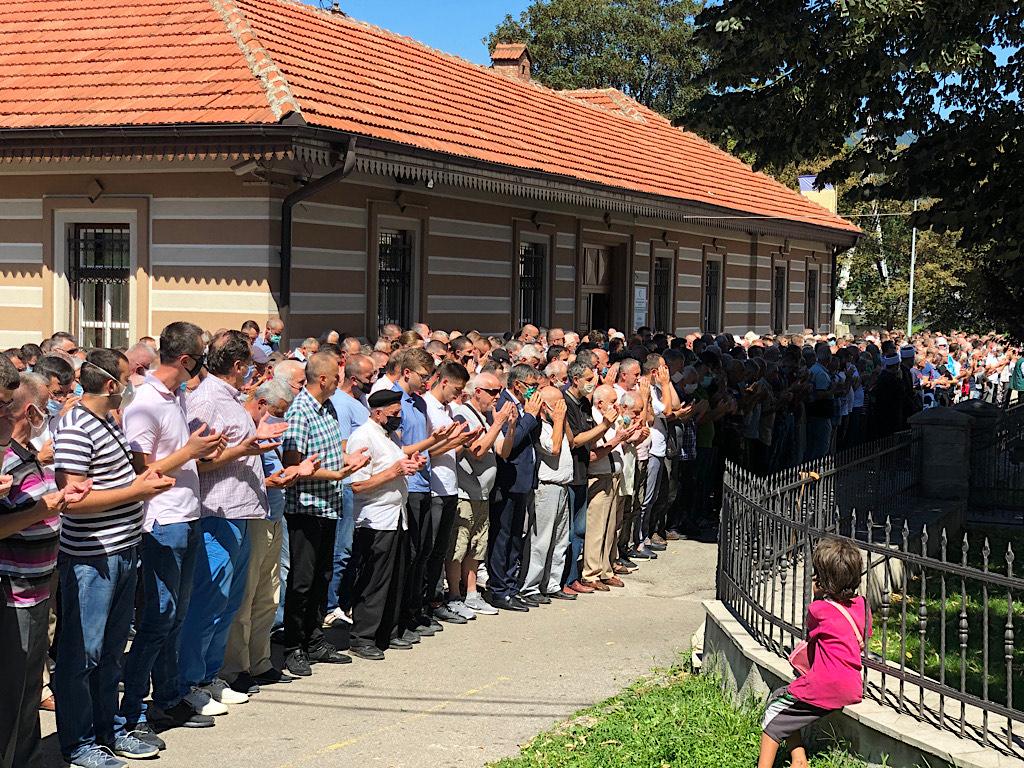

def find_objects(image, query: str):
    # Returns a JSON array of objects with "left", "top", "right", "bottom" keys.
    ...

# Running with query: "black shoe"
[
  {"left": 432, "top": 604, "right": 468, "bottom": 624},
  {"left": 545, "top": 590, "right": 577, "bottom": 601},
  {"left": 230, "top": 672, "right": 260, "bottom": 695},
  {"left": 647, "top": 541, "right": 667, "bottom": 552},
  {"left": 401, "top": 629, "right": 422, "bottom": 644},
  {"left": 150, "top": 701, "right": 215, "bottom": 729},
  {"left": 349, "top": 644, "right": 385, "bottom": 661},
  {"left": 307, "top": 642, "right": 352, "bottom": 664},
  {"left": 284, "top": 649, "right": 312, "bottom": 677},
  {"left": 626, "top": 548, "right": 652, "bottom": 560},
  {"left": 532, "top": 594, "right": 552, "bottom": 605},
  {"left": 252, "top": 667, "right": 294, "bottom": 685},
  {"left": 388, "top": 637, "right": 414, "bottom": 650},
  {"left": 509, "top": 596, "right": 534, "bottom": 611},
  {"left": 490, "top": 595, "right": 529, "bottom": 612},
  {"left": 618, "top": 557, "right": 639, "bottom": 570},
  {"left": 516, "top": 594, "right": 541, "bottom": 607},
  {"left": 125, "top": 721, "right": 166, "bottom": 750}
]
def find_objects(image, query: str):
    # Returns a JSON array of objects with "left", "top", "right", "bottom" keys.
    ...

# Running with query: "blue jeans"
[
  {"left": 327, "top": 484, "right": 355, "bottom": 612},
  {"left": 119, "top": 520, "right": 200, "bottom": 725},
  {"left": 178, "top": 518, "right": 251, "bottom": 695},
  {"left": 54, "top": 548, "right": 137, "bottom": 761},
  {"left": 563, "top": 484, "right": 588, "bottom": 586},
  {"left": 274, "top": 516, "right": 289, "bottom": 629}
]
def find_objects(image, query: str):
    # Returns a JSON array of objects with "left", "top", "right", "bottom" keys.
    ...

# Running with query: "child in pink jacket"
[{"left": 759, "top": 537, "right": 871, "bottom": 768}]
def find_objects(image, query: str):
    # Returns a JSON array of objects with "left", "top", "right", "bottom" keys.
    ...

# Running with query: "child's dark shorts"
[{"left": 761, "top": 686, "right": 834, "bottom": 743}]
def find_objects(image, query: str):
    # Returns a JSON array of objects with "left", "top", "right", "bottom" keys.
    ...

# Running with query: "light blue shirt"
[
  {"left": 393, "top": 383, "right": 431, "bottom": 493},
  {"left": 261, "top": 449, "right": 285, "bottom": 521},
  {"left": 329, "top": 388, "right": 370, "bottom": 485}
]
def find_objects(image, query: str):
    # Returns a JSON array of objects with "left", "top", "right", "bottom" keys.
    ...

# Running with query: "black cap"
[
  {"left": 490, "top": 348, "right": 512, "bottom": 364},
  {"left": 368, "top": 389, "right": 402, "bottom": 409}
]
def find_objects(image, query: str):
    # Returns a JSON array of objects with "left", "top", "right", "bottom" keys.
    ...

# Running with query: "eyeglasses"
[{"left": 479, "top": 387, "right": 502, "bottom": 395}]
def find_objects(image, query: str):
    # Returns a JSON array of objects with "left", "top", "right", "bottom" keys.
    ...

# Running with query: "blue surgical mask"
[
  {"left": 73, "top": 382, "right": 84, "bottom": 397},
  {"left": 621, "top": 415, "right": 632, "bottom": 427},
  {"left": 269, "top": 334, "right": 282, "bottom": 345},
  {"left": 47, "top": 399, "right": 61, "bottom": 418},
  {"left": 702, "top": 375, "right": 713, "bottom": 388}
]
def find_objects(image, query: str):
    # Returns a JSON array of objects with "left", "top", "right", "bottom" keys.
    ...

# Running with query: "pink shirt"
[
  {"left": 788, "top": 596, "right": 871, "bottom": 710},
  {"left": 123, "top": 373, "right": 201, "bottom": 531}
]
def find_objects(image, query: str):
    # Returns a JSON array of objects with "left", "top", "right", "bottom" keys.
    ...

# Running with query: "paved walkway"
[{"left": 39, "top": 539, "right": 716, "bottom": 768}]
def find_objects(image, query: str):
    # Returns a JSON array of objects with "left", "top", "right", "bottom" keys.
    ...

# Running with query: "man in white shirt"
[
  {"left": 518, "top": 386, "right": 573, "bottom": 603},
  {"left": 421, "top": 363, "right": 481, "bottom": 623},
  {"left": 346, "top": 391, "right": 425, "bottom": 660},
  {"left": 447, "top": 373, "right": 515, "bottom": 615},
  {"left": 634, "top": 356, "right": 679, "bottom": 556},
  {"left": 120, "top": 322, "right": 228, "bottom": 731}
]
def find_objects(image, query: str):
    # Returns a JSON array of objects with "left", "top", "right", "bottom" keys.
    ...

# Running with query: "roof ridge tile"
[{"left": 208, "top": 0, "right": 302, "bottom": 123}]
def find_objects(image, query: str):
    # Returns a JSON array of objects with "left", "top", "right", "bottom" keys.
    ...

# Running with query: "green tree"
[
  {"left": 487, "top": 0, "right": 706, "bottom": 120},
  {"left": 686, "top": 0, "right": 1023, "bottom": 333}
]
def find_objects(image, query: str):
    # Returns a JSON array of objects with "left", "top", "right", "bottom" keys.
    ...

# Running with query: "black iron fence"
[
  {"left": 719, "top": 434, "right": 1024, "bottom": 753},
  {"left": 970, "top": 401, "right": 1024, "bottom": 514}
]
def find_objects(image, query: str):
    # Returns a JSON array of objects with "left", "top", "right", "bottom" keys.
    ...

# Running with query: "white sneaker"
[
  {"left": 464, "top": 593, "right": 498, "bottom": 615},
  {"left": 446, "top": 599, "right": 476, "bottom": 620},
  {"left": 202, "top": 678, "right": 249, "bottom": 705},
  {"left": 184, "top": 686, "right": 229, "bottom": 716}
]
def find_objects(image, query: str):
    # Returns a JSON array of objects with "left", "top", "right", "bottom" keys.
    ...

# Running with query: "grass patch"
[
  {"left": 490, "top": 663, "right": 872, "bottom": 768},
  {"left": 870, "top": 527, "right": 1024, "bottom": 710}
]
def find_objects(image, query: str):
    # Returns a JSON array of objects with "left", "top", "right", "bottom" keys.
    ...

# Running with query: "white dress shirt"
[{"left": 347, "top": 419, "right": 408, "bottom": 531}]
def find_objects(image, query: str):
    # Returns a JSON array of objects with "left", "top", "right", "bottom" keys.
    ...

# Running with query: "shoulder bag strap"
[
  {"left": 826, "top": 599, "right": 865, "bottom": 649},
  {"left": 74, "top": 406, "right": 135, "bottom": 466}
]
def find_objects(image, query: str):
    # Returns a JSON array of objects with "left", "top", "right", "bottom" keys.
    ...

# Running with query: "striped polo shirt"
[
  {"left": 53, "top": 406, "right": 143, "bottom": 557},
  {"left": 0, "top": 442, "right": 60, "bottom": 608}
]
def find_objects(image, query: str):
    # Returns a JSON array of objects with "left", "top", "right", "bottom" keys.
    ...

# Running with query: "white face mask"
[
  {"left": 671, "top": 371, "right": 684, "bottom": 384},
  {"left": 684, "top": 382, "right": 698, "bottom": 394}
]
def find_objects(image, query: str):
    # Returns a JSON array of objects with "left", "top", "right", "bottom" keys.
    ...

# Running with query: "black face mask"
[
  {"left": 357, "top": 380, "right": 373, "bottom": 395},
  {"left": 384, "top": 415, "right": 402, "bottom": 433},
  {"left": 184, "top": 353, "right": 206, "bottom": 377}
]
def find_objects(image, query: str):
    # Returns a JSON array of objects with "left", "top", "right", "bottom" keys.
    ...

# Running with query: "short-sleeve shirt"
[
  {"left": 588, "top": 405, "right": 620, "bottom": 477},
  {"left": 54, "top": 406, "right": 144, "bottom": 556},
  {"left": 393, "top": 384, "right": 432, "bottom": 494},
  {"left": 347, "top": 419, "right": 408, "bottom": 531},
  {"left": 562, "top": 391, "right": 594, "bottom": 486},
  {"left": 537, "top": 420, "right": 573, "bottom": 484},
  {"left": 329, "top": 389, "right": 370, "bottom": 486},
  {"left": 0, "top": 442, "right": 59, "bottom": 607},
  {"left": 423, "top": 391, "right": 458, "bottom": 496},
  {"left": 451, "top": 402, "right": 497, "bottom": 501},
  {"left": 186, "top": 374, "right": 268, "bottom": 520},
  {"left": 282, "top": 387, "right": 345, "bottom": 518},
  {"left": 122, "top": 373, "right": 201, "bottom": 530}
]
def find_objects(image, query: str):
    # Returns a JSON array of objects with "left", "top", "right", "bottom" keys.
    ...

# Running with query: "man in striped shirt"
[
  {"left": 53, "top": 349, "right": 175, "bottom": 767},
  {"left": 0, "top": 362, "right": 86, "bottom": 768}
]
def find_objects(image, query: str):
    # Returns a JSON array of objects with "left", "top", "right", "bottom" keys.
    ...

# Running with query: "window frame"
[
  {"left": 701, "top": 249, "right": 724, "bottom": 335},
  {"left": 518, "top": 231, "right": 550, "bottom": 328},
  {"left": 771, "top": 257, "right": 789, "bottom": 335},
  {"left": 376, "top": 227, "right": 416, "bottom": 332},
  {"left": 805, "top": 264, "right": 820, "bottom": 331}
]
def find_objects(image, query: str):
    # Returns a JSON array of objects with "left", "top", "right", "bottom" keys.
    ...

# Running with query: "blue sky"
[{"left": 303, "top": 1, "right": 534, "bottom": 64}]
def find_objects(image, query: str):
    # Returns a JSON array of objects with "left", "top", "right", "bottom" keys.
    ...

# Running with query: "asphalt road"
[{"left": 39, "top": 538, "right": 717, "bottom": 768}]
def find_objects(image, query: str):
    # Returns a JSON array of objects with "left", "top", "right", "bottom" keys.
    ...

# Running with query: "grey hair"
[
  {"left": 15, "top": 371, "right": 49, "bottom": 408},
  {"left": 544, "top": 360, "right": 566, "bottom": 379},
  {"left": 507, "top": 363, "right": 540, "bottom": 386},
  {"left": 254, "top": 377, "right": 295, "bottom": 408},
  {"left": 273, "top": 359, "right": 304, "bottom": 380},
  {"left": 620, "top": 392, "right": 637, "bottom": 409}
]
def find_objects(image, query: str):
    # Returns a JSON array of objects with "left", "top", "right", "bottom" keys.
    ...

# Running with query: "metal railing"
[
  {"left": 718, "top": 435, "right": 1024, "bottom": 754},
  {"left": 970, "top": 401, "right": 1024, "bottom": 515}
]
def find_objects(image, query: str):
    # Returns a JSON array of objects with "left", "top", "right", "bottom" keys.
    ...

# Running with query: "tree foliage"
[
  {"left": 686, "top": 1, "right": 1023, "bottom": 334},
  {"left": 486, "top": 0, "right": 706, "bottom": 120}
]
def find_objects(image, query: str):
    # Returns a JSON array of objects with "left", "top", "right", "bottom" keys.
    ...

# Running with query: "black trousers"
[
  {"left": 283, "top": 514, "right": 336, "bottom": 654},
  {"left": 487, "top": 490, "right": 530, "bottom": 600},
  {"left": 349, "top": 526, "right": 406, "bottom": 651},
  {"left": 400, "top": 492, "right": 433, "bottom": 630},
  {"left": 0, "top": 599, "right": 48, "bottom": 768},
  {"left": 422, "top": 495, "right": 458, "bottom": 605}
]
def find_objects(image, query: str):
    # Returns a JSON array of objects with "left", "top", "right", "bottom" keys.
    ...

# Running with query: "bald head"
[
  {"left": 593, "top": 383, "right": 618, "bottom": 409},
  {"left": 539, "top": 385, "right": 564, "bottom": 409}
]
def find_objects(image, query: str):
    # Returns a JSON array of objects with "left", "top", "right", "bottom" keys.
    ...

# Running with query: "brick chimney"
[{"left": 490, "top": 43, "right": 532, "bottom": 83}]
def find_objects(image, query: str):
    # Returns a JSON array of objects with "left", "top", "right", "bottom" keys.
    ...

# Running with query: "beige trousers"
[
  {"left": 222, "top": 518, "right": 282, "bottom": 679},
  {"left": 582, "top": 474, "right": 622, "bottom": 582}
]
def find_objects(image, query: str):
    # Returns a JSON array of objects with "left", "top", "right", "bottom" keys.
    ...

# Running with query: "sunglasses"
[{"left": 479, "top": 387, "right": 502, "bottom": 395}]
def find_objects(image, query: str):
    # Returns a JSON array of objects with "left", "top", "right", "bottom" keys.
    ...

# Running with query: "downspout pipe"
[{"left": 280, "top": 136, "right": 357, "bottom": 313}]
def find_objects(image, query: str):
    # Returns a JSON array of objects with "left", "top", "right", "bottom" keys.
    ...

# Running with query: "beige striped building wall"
[{"left": 0, "top": 165, "right": 840, "bottom": 348}]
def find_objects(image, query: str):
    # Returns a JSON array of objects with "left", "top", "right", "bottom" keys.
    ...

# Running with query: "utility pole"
[{"left": 906, "top": 199, "right": 918, "bottom": 336}]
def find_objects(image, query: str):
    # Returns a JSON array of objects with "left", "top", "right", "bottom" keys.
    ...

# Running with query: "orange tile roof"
[
  {"left": 0, "top": 0, "right": 859, "bottom": 236},
  {"left": 490, "top": 43, "right": 529, "bottom": 61}
]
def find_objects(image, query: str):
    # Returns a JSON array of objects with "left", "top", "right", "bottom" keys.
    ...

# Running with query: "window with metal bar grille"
[
  {"left": 70, "top": 224, "right": 130, "bottom": 348},
  {"left": 378, "top": 229, "right": 412, "bottom": 331},
  {"left": 703, "top": 259, "right": 722, "bottom": 334},
  {"left": 519, "top": 242, "right": 546, "bottom": 327}
]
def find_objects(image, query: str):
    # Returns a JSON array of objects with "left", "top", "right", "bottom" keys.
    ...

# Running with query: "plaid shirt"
[{"left": 283, "top": 387, "right": 344, "bottom": 518}]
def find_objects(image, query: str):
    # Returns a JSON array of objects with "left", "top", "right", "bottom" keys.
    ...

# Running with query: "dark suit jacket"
[{"left": 490, "top": 390, "right": 540, "bottom": 495}]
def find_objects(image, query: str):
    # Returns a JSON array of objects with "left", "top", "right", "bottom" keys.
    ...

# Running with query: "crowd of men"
[{"left": 1, "top": 320, "right": 1021, "bottom": 768}]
